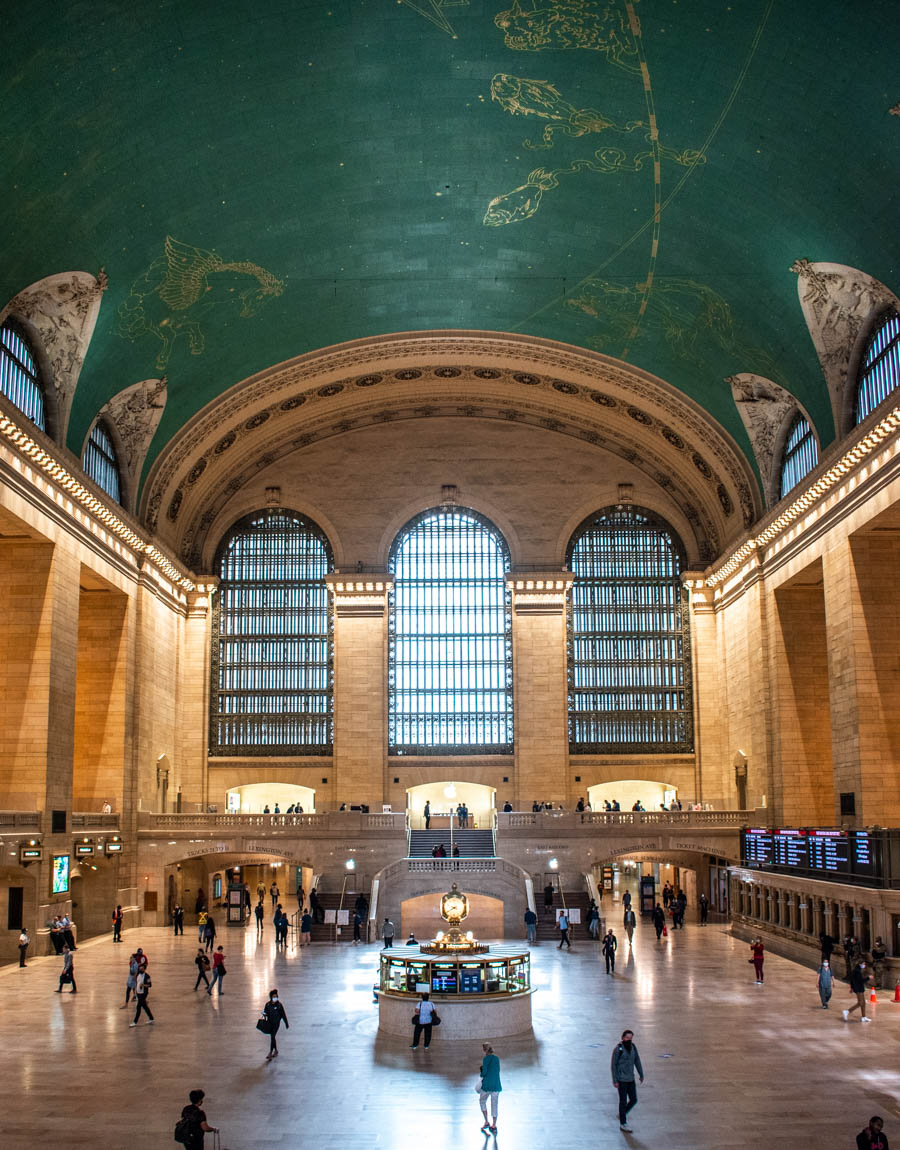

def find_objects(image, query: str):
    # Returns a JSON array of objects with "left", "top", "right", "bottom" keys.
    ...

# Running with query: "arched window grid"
[
  {"left": 209, "top": 509, "right": 333, "bottom": 756},
  {"left": 388, "top": 507, "right": 513, "bottom": 755},
  {"left": 82, "top": 420, "right": 122, "bottom": 504},
  {"left": 855, "top": 308, "right": 900, "bottom": 425},
  {"left": 566, "top": 506, "right": 693, "bottom": 754},
  {"left": 778, "top": 413, "right": 818, "bottom": 499},
  {"left": 0, "top": 321, "right": 46, "bottom": 431}
]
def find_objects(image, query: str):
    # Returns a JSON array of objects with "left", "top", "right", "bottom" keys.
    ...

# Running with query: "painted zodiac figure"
[
  {"left": 483, "top": 140, "right": 704, "bottom": 226},
  {"left": 494, "top": 0, "right": 640, "bottom": 73},
  {"left": 490, "top": 73, "right": 644, "bottom": 148},
  {"left": 117, "top": 236, "right": 284, "bottom": 370}
]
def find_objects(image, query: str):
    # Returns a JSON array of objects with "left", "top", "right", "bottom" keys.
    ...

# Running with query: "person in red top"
[
  {"left": 749, "top": 938, "right": 765, "bottom": 983},
  {"left": 208, "top": 945, "right": 226, "bottom": 996},
  {"left": 857, "top": 1116, "right": 889, "bottom": 1150}
]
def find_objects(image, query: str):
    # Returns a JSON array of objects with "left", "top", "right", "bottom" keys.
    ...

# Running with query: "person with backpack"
[
  {"left": 557, "top": 909, "right": 572, "bottom": 950},
  {"left": 194, "top": 947, "right": 211, "bottom": 991},
  {"left": 623, "top": 906, "right": 636, "bottom": 947},
  {"left": 300, "top": 908, "right": 312, "bottom": 945},
  {"left": 611, "top": 1028, "right": 644, "bottom": 1133},
  {"left": 173, "top": 904, "right": 184, "bottom": 936},
  {"left": 112, "top": 905, "right": 123, "bottom": 943},
  {"left": 261, "top": 988, "right": 289, "bottom": 1060},
  {"left": 207, "top": 945, "right": 226, "bottom": 995},
  {"left": 174, "top": 1088, "right": 218, "bottom": 1148},
  {"left": 203, "top": 914, "right": 216, "bottom": 953},
  {"left": 652, "top": 903, "right": 666, "bottom": 940},
  {"left": 197, "top": 908, "right": 208, "bottom": 943},
  {"left": 130, "top": 966, "right": 153, "bottom": 1026},
  {"left": 602, "top": 928, "right": 618, "bottom": 974},
  {"left": 123, "top": 951, "right": 139, "bottom": 1006},
  {"left": 254, "top": 899, "right": 265, "bottom": 936}
]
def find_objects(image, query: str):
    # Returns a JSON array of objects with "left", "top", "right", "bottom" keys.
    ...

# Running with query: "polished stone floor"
[{"left": 2, "top": 914, "right": 899, "bottom": 1148}]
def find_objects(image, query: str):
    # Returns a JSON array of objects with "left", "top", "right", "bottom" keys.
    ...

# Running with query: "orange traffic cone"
[
  {"left": 893, "top": 982, "right": 900, "bottom": 1003},
  {"left": 869, "top": 986, "right": 878, "bottom": 1005}
]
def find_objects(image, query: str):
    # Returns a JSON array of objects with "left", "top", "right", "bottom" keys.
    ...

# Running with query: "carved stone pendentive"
[
  {"left": 725, "top": 373, "right": 814, "bottom": 508},
  {"left": 96, "top": 376, "right": 167, "bottom": 512},
  {"left": 1, "top": 270, "right": 107, "bottom": 443},
  {"left": 325, "top": 573, "right": 394, "bottom": 618},
  {"left": 790, "top": 260, "right": 900, "bottom": 436}
]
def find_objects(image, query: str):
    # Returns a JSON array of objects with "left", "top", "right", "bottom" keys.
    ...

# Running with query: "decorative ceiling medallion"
[
  {"left": 187, "top": 459, "right": 207, "bottom": 484},
  {"left": 692, "top": 453, "right": 713, "bottom": 478},
  {"left": 661, "top": 427, "right": 685, "bottom": 450},
  {"left": 317, "top": 384, "right": 343, "bottom": 397},
  {"left": 552, "top": 381, "right": 579, "bottom": 395},
  {"left": 474, "top": 368, "right": 501, "bottom": 379},
  {"left": 355, "top": 375, "right": 383, "bottom": 387},
  {"left": 167, "top": 489, "right": 183, "bottom": 521},
  {"left": 513, "top": 372, "right": 540, "bottom": 385},
  {"left": 627, "top": 406, "right": 653, "bottom": 425},
  {"left": 280, "top": 395, "right": 307, "bottom": 410},
  {"left": 214, "top": 432, "right": 236, "bottom": 454},
  {"left": 394, "top": 369, "right": 421, "bottom": 380},
  {"left": 244, "top": 411, "right": 270, "bottom": 430},
  {"left": 590, "top": 391, "right": 616, "bottom": 407},
  {"left": 434, "top": 367, "right": 462, "bottom": 378}
]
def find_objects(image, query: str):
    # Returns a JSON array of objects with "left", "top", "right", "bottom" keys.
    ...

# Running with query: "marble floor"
[{"left": 2, "top": 918, "right": 899, "bottom": 1149}]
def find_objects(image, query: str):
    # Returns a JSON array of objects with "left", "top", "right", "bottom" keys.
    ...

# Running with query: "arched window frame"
[
  {"left": 0, "top": 318, "right": 50, "bottom": 434},
  {"left": 566, "top": 506, "right": 693, "bottom": 755},
  {"left": 854, "top": 307, "right": 900, "bottom": 426},
  {"left": 82, "top": 418, "right": 124, "bottom": 505},
  {"left": 778, "top": 411, "right": 819, "bottom": 500},
  {"left": 209, "top": 508, "right": 334, "bottom": 757},
  {"left": 388, "top": 506, "right": 513, "bottom": 756}
]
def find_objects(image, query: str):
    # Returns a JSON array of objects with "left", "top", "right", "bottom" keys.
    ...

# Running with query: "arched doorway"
[
  {"left": 400, "top": 891, "right": 505, "bottom": 942},
  {"left": 587, "top": 779, "right": 676, "bottom": 813},
  {"left": 225, "top": 782, "right": 316, "bottom": 813},
  {"left": 406, "top": 781, "right": 496, "bottom": 829}
]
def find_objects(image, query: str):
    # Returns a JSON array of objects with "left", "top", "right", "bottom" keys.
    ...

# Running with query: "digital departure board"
[{"left": 741, "top": 827, "right": 892, "bottom": 886}]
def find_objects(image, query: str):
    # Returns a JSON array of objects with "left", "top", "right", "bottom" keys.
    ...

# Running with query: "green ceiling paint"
[{"left": 2, "top": 0, "right": 897, "bottom": 491}]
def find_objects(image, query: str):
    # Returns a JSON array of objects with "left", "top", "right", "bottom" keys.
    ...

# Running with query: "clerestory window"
[
  {"left": 567, "top": 507, "right": 692, "bottom": 754},
  {"left": 210, "top": 509, "right": 333, "bottom": 755},
  {"left": 0, "top": 321, "right": 46, "bottom": 431},
  {"left": 779, "top": 414, "right": 818, "bottom": 499},
  {"left": 388, "top": 507, "right": 513, "bottom": 755},
  {"left": 82, "top": 420, "right": 122, "bottom": 504},
  {"left": 855, "top": 308, "right": 900, "bottom": 425}
]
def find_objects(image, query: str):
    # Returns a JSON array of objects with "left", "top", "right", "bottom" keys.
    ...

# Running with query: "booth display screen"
[
  {"left": 460, "top": 965, "right": 484, "bottom": 993},
  {"left": 379, "top": 949, "right": 531, "bottom": 996},
  {"left": 432, "top": 966, "right": 457, "bottom": 993},
  {"left": 52, "top": 854, "right": 70, "bottom": 895}
]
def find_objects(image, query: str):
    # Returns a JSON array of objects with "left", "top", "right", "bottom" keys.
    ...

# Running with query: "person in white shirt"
[
  {"left": 18, "top": 928, "right": 29, "bottom": 967},
  {"left": 410, "top": 993, "right": 436, "bottom": 1049}
]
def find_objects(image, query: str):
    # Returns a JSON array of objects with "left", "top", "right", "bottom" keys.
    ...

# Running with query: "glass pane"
[
  {"left": 779, "top": 415, "right": 818, "bottom": 498},
  {"left": 82, "top": 422, "right": 122, "bottom": 504},
  {"left": 856, "top": 310, "right": 900, "bottom": 424},
  {"left": 0, "top": 322, "right": 46, "bottom": 431}
]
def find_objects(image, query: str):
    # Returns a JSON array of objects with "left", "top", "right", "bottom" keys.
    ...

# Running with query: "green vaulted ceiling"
[{"left": 3, "top": 0, "right": 899, "bottom": 481}]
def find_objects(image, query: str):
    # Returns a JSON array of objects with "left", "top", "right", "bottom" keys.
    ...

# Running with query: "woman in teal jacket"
[{"left": 478, "top": 1043, "right": 502, "bottom": 1134}]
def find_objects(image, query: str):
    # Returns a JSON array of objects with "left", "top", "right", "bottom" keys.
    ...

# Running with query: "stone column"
[
  {"left": 506, "top": 573, "right": 573, "bottom": 806},
  {"left": 181, "top": 580, "right": 217, "bottom": 811},
  {"left": 327, "top": 575, "right": 393, "bottom": 809},
  {"left": 684, "top": 575, "right": 727, "bottom": 806}
]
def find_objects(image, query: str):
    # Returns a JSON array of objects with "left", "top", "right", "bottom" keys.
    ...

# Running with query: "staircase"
[
  {"left": 301, "top": 889, "right": 369, "bottom": 943},
  {"left": 535, "top": 889, "right": 597, "bottom": 941},
  {"left": 408, "top": 829, "right": 495, "bottom": 858}
]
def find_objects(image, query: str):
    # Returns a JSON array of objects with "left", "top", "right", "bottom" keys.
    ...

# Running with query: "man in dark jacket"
[
  {"left": 611, "top": 1029, "right": 644, "bottom": 1133},
  {"left": 857, "top": 1116, "right": 889, "bottom": 1150},
  {"left": 843, "top": 960, "right": 871, "bottom": 1024},
  {"left": 177, "top": 1089, "right": 217, "bottom": 1149},
  {"left": 652, "top": 903, "right": 666, "bottom": 939}
]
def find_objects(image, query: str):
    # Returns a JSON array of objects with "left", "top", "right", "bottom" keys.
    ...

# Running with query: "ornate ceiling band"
[
  {"left": 172, "top": 397, "right": 726, "bottom": 571},
  {"left": 142, "top": 333, "right": 761, "bottom": 524}
]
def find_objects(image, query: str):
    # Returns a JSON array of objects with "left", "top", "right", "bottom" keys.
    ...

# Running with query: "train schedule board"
[
  {"left": 773, "top": 828, "right": 808, "bottom": 869},
  {"left": 806, "top": 829, "right": 850, "bottom": 876},
  {"left": 741, "top": 828, "right": 774, "bottom": 867},
  {"left": 851, "top": 831, "right": 878, "bottom": 880}
]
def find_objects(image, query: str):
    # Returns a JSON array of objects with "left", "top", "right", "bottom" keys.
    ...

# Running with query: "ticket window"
[{"left": 486, "top": 960, "right": 508, "bottom": 993}]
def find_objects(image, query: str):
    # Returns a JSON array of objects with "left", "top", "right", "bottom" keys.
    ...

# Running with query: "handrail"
[{"left": 501, "top": 809, "right": 747, "bottom": 830}]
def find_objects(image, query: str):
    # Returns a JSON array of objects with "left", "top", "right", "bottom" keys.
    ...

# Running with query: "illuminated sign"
[
  {"left": 75, "top": 844, "right": 94, "bottom": 857},
  {"left": 19, "top": 846, "right": 43, "bottom": 862},
  {"left": 105, "top": 842, "right": 123, "bottom": 855},
  {"left": 52, "top": 854, "right": 70, "bottom": 895}
]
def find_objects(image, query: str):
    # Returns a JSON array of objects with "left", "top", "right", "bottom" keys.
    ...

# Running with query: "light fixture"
[
  {"left": 549, "top": 857, "right": 558, "bottom": 870},
  {"left": 444, "top": 783, "right": 457, "bottom": 800},
  {"left": 345, "top": 858, "right": 356, "bottom": 870}
]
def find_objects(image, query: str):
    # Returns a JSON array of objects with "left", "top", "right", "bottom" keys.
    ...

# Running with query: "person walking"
[
  {"left": 588, "top": 901, "right": 600, "bottom": 940},
  {"left": 270, "top": 882, "right": 279, "bottom": 909},
  {"left": 112, "top": 905, "right": 124, "bottom": 943},
  {"left": 820, "top": 931, "right": 835, "bottom": 963},
  {"left": 622, "top": 890, "right": 631, "bottom": 912},
  {"left": 353, "top": 910, "right": 363, "bottom": 944},
  {"left": 208, "top": 946, "right": 226, "bottom": 995},
  {"left": 194, "top": 947, "right": 211, "bottom": 991},
  {"left": 203, "top": 914, "right": 216, "bottom": 953},
  {"left": 817, "top": 957, "right": 833, "bottom": 1009},
  {"left": 300, "top": 908, "right": 312, "bottom": 945},
  {"left": 623, "top": 907, "right": 636, "bottom": 947},
  {"left": 478, "top": 1042, "right": 502, "bottom": 1135},
  {"left": 524, "top": 906, "right": 537, "bottom": 944},
  {"left": 174, "top": 1089, "right": 218, "bottom": 1149},
  {"left": 843, "top": 959, "right": 871, "bottom": 1024},
  {"left": 123, "top": 951, "right": 139, "bottom": 1006},
  {"left": 197, "top": 908, "right": 208, "bottom": 944},
  {"left": 652, "top": 902, "right": 666, "bottom": 940},
  {"left": 557, "top": 909, "right": 572, "bottom": 950},
  {"left": 602, "top": 928, "right": 618, "bottom": 974},
  {"left": 130, "top": 967, "right": 153, "bottom": 1025},
  {"left": 611, "top": 1028, "right": 644, "bottom": 1133},
  {"left": 18, "top": 927, "right": 29, "bottom": 967},
  {"left": 424, "top": 799, "right": 431, "bottom": 829},
  {"left": 543, "top": 883, "right": 555, "bottom": 915},
  {"left": 844, "top": 934, "right": 861, "bottom": 981},
  {"left": 410, "top": 991, "right": 436, "bottom": 1049},
  {"left": 254, "top": 900, "right": 265, "bottom": 936},
  {"left": 56, "top": 944, "right": 77, "bottom": 993},
  {"left": 699, "top": 892, "right": 709, "bottom": 925},
  {"left": 173, "top": 904, "right": 184, "bottom": 936},
  {"left": 261, "top": 988, "right": 289, "bottom": 1060},
  {"left": 382, "top": 917, "right": 395, "bottom": 948},
  {"left": 750, "top": 937, "right": 765, "bottom": 983},
  {"left": 857, "top": 1116, "right": 890, "bottom": 1150}
]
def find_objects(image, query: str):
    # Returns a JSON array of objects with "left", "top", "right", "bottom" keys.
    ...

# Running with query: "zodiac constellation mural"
[
  {"left": 490, "top": 73, "right": 644, "bottom": 148},
  {"left": 399, "top": 0, "right": 470, "bottom": 37},
  {"left": 494, "top": 0, "right": 640, "bottom": 72},
  {"left": 567, "top": 278, "right": 785, "bottom": 383},
  {"left": 117, "top": 236, "right": 284, "bottom": 372}
]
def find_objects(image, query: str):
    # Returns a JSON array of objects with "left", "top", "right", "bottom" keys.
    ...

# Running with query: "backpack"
[
  {"left": 141, "top": 973, "right": 152, "bottom": 990},
  {"left": 173, "top": 1112, "right": 199, "bottom": 1144}
]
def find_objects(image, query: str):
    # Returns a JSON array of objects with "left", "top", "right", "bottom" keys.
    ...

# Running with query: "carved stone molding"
[
  {"left": 325, "top": 573, "right": 394, "bottom": 617},
  {"left": 726, "top": 373, "right": 814, "bottom": 507},
  {"left": 506, "top": 571, "right": 574, "bottom": 615},
  {"left": 97, "top": 377, "right": 167, "bottom": 512},
  {"left": 790, "top": 260, "right": 899, "bottom": 435},
  {"left": 1, "top": 270, "right": 107, "bottom": 443}
]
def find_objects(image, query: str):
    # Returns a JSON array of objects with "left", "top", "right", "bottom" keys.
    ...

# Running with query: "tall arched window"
[
  {"left": 210, "top": 509, "right": 333, "bottom": 755},
  {"left": 567, "top": 507, "right": 692, "bottom": 754},
  {"left": 856, "top": 308, "right": 900, "bottom": 424},
  {"left": 0, "top": 321, "right": 46, "bottom": 431},
  {"left": 389, "top": 507, "right": 512, "bottom": 754},
  {"left": 779, "top": 414, "right": 818, "bottom": 499},
  {"left": 82, "top": 421, "right": 122, "bottom": 504}
]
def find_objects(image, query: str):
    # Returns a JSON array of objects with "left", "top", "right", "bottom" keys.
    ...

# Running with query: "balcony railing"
[
  {"left": 0, "top": 811, "right": 41, "bottom": 830},
  {"left": 500, "top": 809, "right": 748, "bottom": 830},
  {"left": 72, "top": 812, "right": 120, "bottom": 830},
  {"left": 139, "top": 811, "right": 407, "bottom": 833}
]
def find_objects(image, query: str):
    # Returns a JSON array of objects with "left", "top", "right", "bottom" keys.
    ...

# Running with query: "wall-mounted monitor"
[{"left": 52, "top": 854, "right": 70, "bottom": 895}]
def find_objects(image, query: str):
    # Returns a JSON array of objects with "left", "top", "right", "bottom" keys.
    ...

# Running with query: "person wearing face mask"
[
  {"left": 611, "top": 1028, "right": 644, "bottom": 1133},
  {"left": 261, "top": 988, "right": 289, "bottom": 1060},
  {"left": 843, "top": 960, "right": 872, "bottom": 1024},
  {"left": 816, "top": 957, "right": 833, "bottom": 1008}
]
